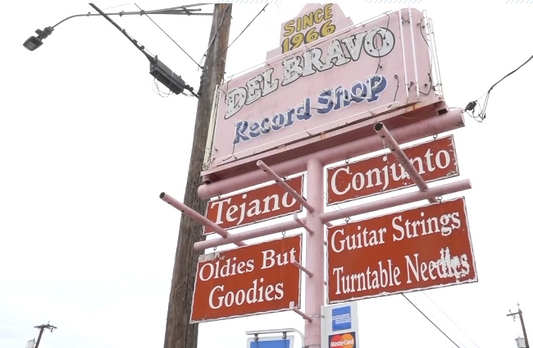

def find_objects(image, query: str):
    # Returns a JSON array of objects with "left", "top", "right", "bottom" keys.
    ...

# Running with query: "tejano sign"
[
  {"left": 191, "top": 234, "right": 302, "bottom": 322},
  {"left": 202, "top": 6, "right": 441, "bottom": 181},
  {"left": 327, "top": 197, "right": 477, "bottom": 303},
  {"left": 327, "top": 135, "right": 459, "bottom": 205},
  {"left": 204, "top": 175, "right": 303, "bottom": 234}
]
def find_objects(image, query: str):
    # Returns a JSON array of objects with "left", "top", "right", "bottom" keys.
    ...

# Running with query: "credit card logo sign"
[
  {"left": 329, "top": 332, "right": 355, "bottom": 348},
  {"left": 332, "top": 306, "right": 351, "bottom": 331}
]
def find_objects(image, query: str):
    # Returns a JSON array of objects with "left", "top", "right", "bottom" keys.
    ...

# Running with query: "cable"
[
  {"left": 422, "top": 292, "right": 482, "bottom": 348},
  {"left": 410, "top": 293, "right": 470, "bottom": 348},
  {"left": 134, "top": 3, "right": 203, "bottom": 69},
  {"left": 402, "top": 293, "right": 462, "bottom": 348},
  {"left": 214, "top": 3, "right": 269, "bottom": 64},
  {"left": 465, "top": 52, "right": 533, "bottom": 122}
]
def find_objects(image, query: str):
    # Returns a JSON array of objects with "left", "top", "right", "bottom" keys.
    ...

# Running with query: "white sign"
[
  {"left": 247, "top": 335, "right": 295, "bottom": 348},
  {"left": 322, "top": 302, "right": 359, "bottom": 348}
]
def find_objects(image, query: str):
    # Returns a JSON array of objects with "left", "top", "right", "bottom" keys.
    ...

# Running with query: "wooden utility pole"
[
  {"left": 34, "top": 323, "right": 56, "bottom": 348},
  {"left": 508, "top": 304, "right": 530, "bottom": 348},
  {"left": 163, "top": 4, "right": 232, "bottom": 348}
]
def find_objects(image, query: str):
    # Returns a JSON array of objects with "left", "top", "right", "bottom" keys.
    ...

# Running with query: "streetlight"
[
  {"left": 22, "top": 4, "right": 233, "bottom": 348},
  {"left": 23, "top": 27, "right": 54, "bottom": 51},
  {"left": 22, "top": 3, "right": 212, "bottom": 97},
  {"left": 23, "top": 4, "right": 212, "bottom": 51}
]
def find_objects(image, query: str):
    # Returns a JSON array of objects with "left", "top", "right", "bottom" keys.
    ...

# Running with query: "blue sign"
[
  {"left": 332, "top": 306, "right": 352, "bottom": 331},
  {"left": 249, "top": 337, "right": 292, "bottom": 348}
]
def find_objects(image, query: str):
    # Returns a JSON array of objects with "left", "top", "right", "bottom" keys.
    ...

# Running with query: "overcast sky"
[{"left": 1, "top": 1, "right": 532, "bottom": 348}]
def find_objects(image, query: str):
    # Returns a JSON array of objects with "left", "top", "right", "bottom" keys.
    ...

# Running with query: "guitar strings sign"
[{"left": 327, "top": 197, "right": 477, "bottom": 303}]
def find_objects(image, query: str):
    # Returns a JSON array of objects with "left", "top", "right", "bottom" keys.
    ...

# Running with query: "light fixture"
[
  {"left": 23, "top": 4, "right": 205, "bottom": 97},
  {"left": 88, "top": 3, "right": 198, "bottom": 97},
  {"left": 23, "top": 27, "right": 54, "bottom": 51}
]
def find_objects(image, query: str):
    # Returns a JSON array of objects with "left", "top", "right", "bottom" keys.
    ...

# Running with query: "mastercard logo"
[{"left": 329, "top": 332, "right": 355, "bottom": 348}]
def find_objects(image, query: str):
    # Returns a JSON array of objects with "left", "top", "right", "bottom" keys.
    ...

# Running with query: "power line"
[
  {"left": 402, "top": 293, "right": 462, "bottom": 348},
  {"left": 134, "top": 3, "right": 203, "bottom": 69},
  {"left": 422, "top": 292, "right": 481, "bottom": 348},
  {"left": 214, "top": 3, "right": 269, "bottom": 64},
  {"left": 465, "top": 52, "right": 533, "bottom": 122},
  {"left": 411, "top": 293, "right": 470, "bottom": 348},
  {"left": 201, "top": 4, "right": 231, "bottom": 67}
]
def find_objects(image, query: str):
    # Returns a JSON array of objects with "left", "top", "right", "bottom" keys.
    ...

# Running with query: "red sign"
[
  {"left": 204, "top": 175, "right": 303, "bottom": 234},
  {"left": 327, "top": 197, "right": 477, "bottom": 303},
  {"left": 191, "top": 234, "right": 302, "bottom": 322},
  {"left": 327, "top": 135, "right": 459, "bottom": 205}
]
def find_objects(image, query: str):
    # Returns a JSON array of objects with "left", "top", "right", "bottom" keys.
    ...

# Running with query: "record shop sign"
[{"left": 203, "top": 6, "right": 438, "bottom": 176}]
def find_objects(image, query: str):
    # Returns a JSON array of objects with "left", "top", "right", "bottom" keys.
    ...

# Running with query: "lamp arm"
[{"left": 51, "top": 5, "right": 212, "bottom": 29}]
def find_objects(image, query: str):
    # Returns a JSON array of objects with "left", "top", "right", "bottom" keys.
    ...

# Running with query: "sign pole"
[
  {"left": 304, "top": 158, "right": 325, "bottom": 347},
  {"left": 163, "top": 5, "right": 232, "bottom": 348}
]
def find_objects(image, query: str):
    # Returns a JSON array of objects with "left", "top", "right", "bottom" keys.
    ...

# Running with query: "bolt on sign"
[
  {"left": 327, "top": 197, "right": 477, "bottom": 303},
  {"left": 190, "top": 234, "right": 302, "bottom": 322},
  {"left": 327, "top": 135, "right": 459, "bottom": 205},
  {"left": 202, "top": 6, "right": 441, "bottom": 181},
  {"left": 203, "top": 175, "right": 304, "bottom": 234}
]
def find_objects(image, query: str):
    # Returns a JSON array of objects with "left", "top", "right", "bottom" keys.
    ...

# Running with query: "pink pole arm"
[
  {"left": 294, "top": 213, "right": 314, "bottom": 235},
  {"left": 290, "top": 301, "right": 313, "bottom": 322},
  {"left": 290, "top": 254, "right": 314, "bottom": 278},
  {"left": 194, "top": 218, "right": 301, "bottom": 250},
  {"left": 198, "top": 108, "right": 464, "bottom": 200},
  {"left": 257, "top": 160, "right": 316, "bottom": 213},
  {"left": 320, "top": 179, "right": 471, "bottom": 223},
  {"left": 194, "top": 181, "right": 471, "bottom": 251},
  {"left": 374, "top": 122, "right": 437, "bottom": 204},
  {"left": 159, "top": 192, "right": 246, "bottom": 247}
]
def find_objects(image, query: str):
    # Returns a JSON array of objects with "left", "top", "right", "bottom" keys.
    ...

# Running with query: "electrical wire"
[
  {"left": 402, "top": 293, "right": 462, "bottom": 348},
  {"left": 411, "top": 293, "right": 470, "bottom": 348},
  {"left": 465, "top": 52, "right": 533, "bottom": 122},
  {"left": 422, "top": 292, "right": 482, "bottom": 348},
  {"left": 134, "top": 3, "right": 203, "bottom": 69},
  {"left": 214, "top": 3, "right": 269, "bottom": 65},
  {"left": 202, "top": 4, "right": 231, "bottom": 65}
]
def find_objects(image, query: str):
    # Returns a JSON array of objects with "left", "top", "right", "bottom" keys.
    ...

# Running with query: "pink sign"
[{"left": 202, "top": 7, "right": 441, "bottom": 182}]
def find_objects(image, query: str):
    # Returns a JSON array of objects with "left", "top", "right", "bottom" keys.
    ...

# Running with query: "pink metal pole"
[
  {"left": 291, "top": 254, "right": 314, "bottom": 278},
  {"left": 294, "top": 213, "right": 314, "bottom": 235},
  {"left": 257, "top": 160, "right": 315, "bottom": 213},
  {"left": 193, "top": 178, "right": 472, "bottom": 250},
  {"left": 290, "top": 301, "right": 313, "bottom": 322},
  {"left": 194, "top": 218, "right": 301, "bottom": 250},
  {"left": 304, "top": 157, "right": 324, "bottom": 347},
  {"left": 375, "top": 122, "right": 437, "bottom": 203},
  {"left": 320, "top": 178, "right": 472, "bottom": 223},
  {"left": 198, "top": 109, "right": 464, "bottom": 200},
  {"left": 159, "top": 192, "right": 246, "bottom": 247}
]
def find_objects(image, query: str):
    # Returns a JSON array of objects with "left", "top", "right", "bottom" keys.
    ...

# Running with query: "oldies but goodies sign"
[{"left": 191, "top": 235, "right": 302, "bottom": 322}]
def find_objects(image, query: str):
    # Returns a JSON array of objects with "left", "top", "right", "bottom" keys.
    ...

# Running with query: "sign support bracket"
[
  {"left": 290, "top": 254, "right": 314, "bottom": 278},
  {"left": 159, "top": 192, "right": 246, "bottom": 247},
  {"left": 293, "top": 213, "right": 314, "bottom": 235},
  {"left": 290, "top": 301, "right": 313, "bottom": 323},
  {"left": 257, "top": 160, "right": 333, "bottom": 228},
  {"left": 193, "top": 179, "right": 471, "bottom": 250},
  {"left": 374, "top": 122, "right": 439, "bottom": 204},
  {"left": 257, "top": 160, "right": 315, "bottom": 212}
]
